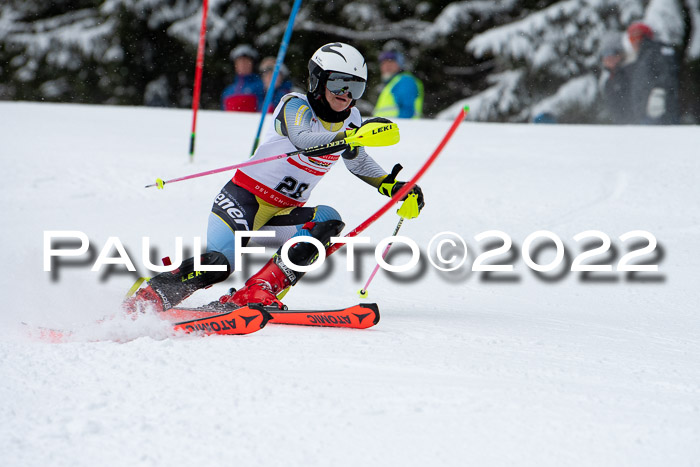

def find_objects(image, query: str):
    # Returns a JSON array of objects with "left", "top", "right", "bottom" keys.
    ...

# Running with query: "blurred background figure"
[
  {"left": 625, "top": 22, "right": 680, "bottom": 124},
  {"left": 599, "top": 32, "right": 632, "bottom": 124},
  {"left": 600, "top": 23, "right": 680, "bottom": 125},
  {"left": 221, "top": 44, "right": 265, "bottom": 112},
  {"left": 259, "top": 56, "right": 293, "bottom": 113},
  {"left": 373, "top": 44, "right": 424, "bottom": 119},
  {"left": 143, "top": 75, "right": 170, "bottom": 107}
]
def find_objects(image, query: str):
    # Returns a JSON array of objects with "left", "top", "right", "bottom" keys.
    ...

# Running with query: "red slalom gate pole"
[
  {"left": 189, "top": 0, "right": 209, "bottom": 161},
  {"left": 326, "top": 106, "right": 468, "bottom": 257}
]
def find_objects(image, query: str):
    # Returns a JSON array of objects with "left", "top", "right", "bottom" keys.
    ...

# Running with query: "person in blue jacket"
[
  {"left": 221, "top": 44, "right": 265, "bottom": 112},
  {"left": 373, "top": 48, "right": 424, "bottom": 119}
]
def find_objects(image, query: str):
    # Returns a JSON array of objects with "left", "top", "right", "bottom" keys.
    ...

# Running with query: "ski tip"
[{"left": 360, "top": 303, "right": 381, "bottom": 325}]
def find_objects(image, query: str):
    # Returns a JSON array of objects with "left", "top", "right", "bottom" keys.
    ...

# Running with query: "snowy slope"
[{"left": 1, "top": 102, "right": 699, "bottom": 467}]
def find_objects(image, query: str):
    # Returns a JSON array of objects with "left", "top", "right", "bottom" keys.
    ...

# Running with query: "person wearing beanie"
[
  {"left": 599, "top": 32, "right": 634, "bottom": 124},
  {"left": 625, "top": 22, "right": 680, "bottom": 124},
  {"left": 221, "top": 44, "right": 265, "bottom": 112},
  {"left": 373, "top": 47, "right": 424, "bottom": 119},
  {"left": 600, "top": 23, "right": 680, "bottom": 124}
]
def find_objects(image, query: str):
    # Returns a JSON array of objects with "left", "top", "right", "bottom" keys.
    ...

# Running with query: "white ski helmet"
[{"left": 308, "top": 42, "right": 367, "bottom": 100}]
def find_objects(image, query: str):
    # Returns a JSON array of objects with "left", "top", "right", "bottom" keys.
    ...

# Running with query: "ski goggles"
[{"left": 325, "top": 72, "right": 366, "bottom": 99}]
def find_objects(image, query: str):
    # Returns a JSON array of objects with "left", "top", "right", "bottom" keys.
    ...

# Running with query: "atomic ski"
[
  {"left": 165, "top": 302, "right": 380, "bottom": 330},
  {"left": 268, "top": 303, "right": 379, "bottom": 329},
  {"left": 163, "top": 304, "right": 272, "bottom": 336}
]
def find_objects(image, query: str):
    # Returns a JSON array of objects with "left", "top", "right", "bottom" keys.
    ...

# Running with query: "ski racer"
[{"left": 125, "top": 42, "right": 424, "bottom": 312}]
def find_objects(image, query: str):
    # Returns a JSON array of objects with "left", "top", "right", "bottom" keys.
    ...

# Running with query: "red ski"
[
  {"left": 165, "top": 302, "right": 380, "bottom": 330},
  {"left": 24, "top": 302, "right": 377, "bottom": 342},
  {"left": 268, "top": 304, "right": 379, "bottom": 329},
  {"left": 163, "top": 304, "right": 272, "bottom": 336}
]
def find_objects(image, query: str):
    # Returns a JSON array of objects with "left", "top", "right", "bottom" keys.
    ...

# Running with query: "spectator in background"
[
  {"left": 259, "top": 56, "right": 293, "bottom": 113},
  {"left": 221, "top": 44, "right": 265, "bottom": 112},
  {"left": 625, "top": 22, "right": 680, "bottom": 124},
  {"left": 600, "top": 23, "right": 680, "bottom": 124},
  {"left": 373, "top": 46, "right": 423, "bottom": 119},
  {"left": 599, "top": 32, "right": 632, "bottom": 124}
]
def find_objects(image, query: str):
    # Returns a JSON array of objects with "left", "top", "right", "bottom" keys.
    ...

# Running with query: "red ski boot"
[
  {"left": 122, "top": 284, "right": 165, "bottom": 314},
  {"left": 220, "top": 257, "right": 292, "bottom": 309},
  {"left": 122, "top": 252, "right": 231, "bottom": 314}
]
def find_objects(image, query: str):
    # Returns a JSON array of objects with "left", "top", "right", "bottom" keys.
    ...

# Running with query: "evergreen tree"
[
  {"left": 438, "top": 0, "right": 698, "bottom": 123},
  {"left": 0, "top": 0, "right": 698, "bottom": 122}
]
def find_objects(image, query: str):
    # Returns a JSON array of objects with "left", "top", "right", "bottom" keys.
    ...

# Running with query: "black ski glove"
[{"left": 383, "top": 181, "right": 425, "bottom": 211}]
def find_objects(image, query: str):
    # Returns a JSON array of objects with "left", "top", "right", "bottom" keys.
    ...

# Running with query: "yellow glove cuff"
[{"left": 378, "top": 180, "right": 397, "bottom": 197}]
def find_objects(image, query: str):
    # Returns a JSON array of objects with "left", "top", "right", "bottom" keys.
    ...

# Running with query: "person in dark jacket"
[
  {"left": 600, "top": 33, "right": 634, "bottom": 124},
  {"left": 601, "top": 23, "right": 680, "bottom": 125},
  {"left": 221, "top": 44, "right": 265, "bottom": 112},
  {"left": 626, "top": 22, "right": 680, "bottom": 124}
]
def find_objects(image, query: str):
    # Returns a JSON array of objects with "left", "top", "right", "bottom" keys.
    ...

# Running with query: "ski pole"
[
  {"left": 358, "top": 216, "right": 405, "bottom": 298},
  {"left": 189, "top": 0, "right": 209, "bottom": 161},
  {"left": 356, "top": 163, "right": 403, "bottom": 297},
  {"left": 146, "top": 140, "right": 347, "bottom": 189},
  {"left": 250, "top": 0, "right": 303, "bottom": 156},
  {"left": 146, "top": 121, "right": 400, "bottom": 189}
]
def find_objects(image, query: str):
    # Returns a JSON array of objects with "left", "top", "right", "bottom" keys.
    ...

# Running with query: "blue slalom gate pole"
[{"left": 249, "top": 0, "right": 303, "bottom": 156}]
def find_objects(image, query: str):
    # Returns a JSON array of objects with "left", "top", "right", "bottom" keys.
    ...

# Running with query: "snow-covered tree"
[
  {"left": 0, "top": 0, "right": 304, "bottom": 107},
  {"left": 0, "top": 0, "right": 539, "bottom": 113},
  {"left": 436, "top": 0, "right": 699, "bottom": 123},
  {"left": 0, "top": 0, "right": 698, "bottom": 121}
]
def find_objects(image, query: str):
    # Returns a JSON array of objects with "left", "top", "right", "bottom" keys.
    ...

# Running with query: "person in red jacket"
[{"left": 221, "top": 44, "right": 265, "bottom": 112}]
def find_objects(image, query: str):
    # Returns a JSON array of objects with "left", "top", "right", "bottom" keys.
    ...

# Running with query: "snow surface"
[{"left": 1, "top": 102, "right": 699, "bottom": 466}]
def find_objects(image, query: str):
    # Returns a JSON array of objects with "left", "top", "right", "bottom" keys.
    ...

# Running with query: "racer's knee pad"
[{"left": 313, "top": 205, "right": 342, "bottom": 223}]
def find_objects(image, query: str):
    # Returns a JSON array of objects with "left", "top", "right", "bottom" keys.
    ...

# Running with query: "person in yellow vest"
[{"left": 373, "top": 49, "right": 424, "bottom": 118}]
